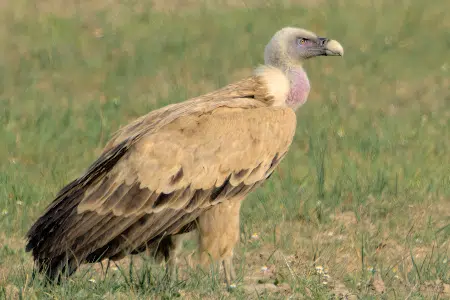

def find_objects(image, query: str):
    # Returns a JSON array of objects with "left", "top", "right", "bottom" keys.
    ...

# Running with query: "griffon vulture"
[{"left": 25, "top": 27, "right": 343, "bottom": 287}]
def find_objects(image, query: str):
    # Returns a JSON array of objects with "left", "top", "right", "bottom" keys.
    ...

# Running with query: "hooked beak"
[{"left": 318, "top": 38, "right": 344, "bottom": 56}]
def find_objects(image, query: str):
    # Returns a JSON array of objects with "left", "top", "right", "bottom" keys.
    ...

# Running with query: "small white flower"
[
  {"left": 251, "top": 233, "right": 259, "bottom": 240},
  {"left": 1, "top": 209, "right": 8, "bottom": 216},
  {"left": 261, "top": 265, "right": 268, "bottom": 272},
  {"left": 229, "top": 284, "right": 237, "bottom": 289},
  {"left": 88, "top": 278, "right": 96, "bottom": 283},
  {"left": 16, "top": 201, "right": 23, "bottom": 206},
  {"left": 315, "top": 266, "right": 324, "bottom": 274}
]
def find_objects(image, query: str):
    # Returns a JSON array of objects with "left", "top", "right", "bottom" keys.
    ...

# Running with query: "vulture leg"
[
  {"left": 223, "top": 256, "right": 236, "bottom": 288},
  {"left": 197, "top": 198, "right": 242, "bottom": 288},
  {"left": 145, "top": 231, "right": 197, "bottom": 281},
  {"left": 164, "top": 233, "right": 192, "bottom": 281}
]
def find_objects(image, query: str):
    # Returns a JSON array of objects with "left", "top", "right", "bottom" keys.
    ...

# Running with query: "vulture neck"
[{"left": 284, "top": 63, "right": 310, "bottom": 111}]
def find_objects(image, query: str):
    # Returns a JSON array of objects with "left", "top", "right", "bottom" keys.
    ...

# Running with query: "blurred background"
[{"left": 0, "top": 0, "right": 449, "bottom": 298}]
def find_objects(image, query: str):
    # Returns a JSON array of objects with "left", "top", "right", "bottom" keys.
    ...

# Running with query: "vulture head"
[
  {"left": 264, "top": 27, "right": 344, "bottom": 67},
  {"left": 261, "top": 27, "right": 344, "bottom": 110}
]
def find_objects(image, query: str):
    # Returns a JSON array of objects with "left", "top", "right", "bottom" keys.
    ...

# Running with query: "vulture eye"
[{"left": 297, "top": 38, "right": 308, "bottom": 45}]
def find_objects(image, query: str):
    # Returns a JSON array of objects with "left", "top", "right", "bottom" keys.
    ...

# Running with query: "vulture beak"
[{"left": 318, "top": 38, "right": 344, "bottom": 56}]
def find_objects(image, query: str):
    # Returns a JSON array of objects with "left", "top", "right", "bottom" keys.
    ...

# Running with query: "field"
[{"left": 0, "top": 0, "right": 449, "bottom": 299}]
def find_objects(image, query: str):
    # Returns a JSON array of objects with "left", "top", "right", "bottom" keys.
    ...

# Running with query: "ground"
[{"left": 0, "top": 0, "right": 449, "bottom": 299}]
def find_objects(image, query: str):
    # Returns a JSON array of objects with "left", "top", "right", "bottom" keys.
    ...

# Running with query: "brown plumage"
[{"left": 25, "top": 27, "right": 343, "bottom": 287}]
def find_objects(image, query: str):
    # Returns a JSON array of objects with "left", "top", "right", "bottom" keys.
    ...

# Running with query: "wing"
[{"left": 25, "top": 70, "right": 295, "bottom": 277}]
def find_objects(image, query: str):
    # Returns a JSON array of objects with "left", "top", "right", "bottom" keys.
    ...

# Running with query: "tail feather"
[{"left": 25, "top": 139, "right": 132, "bottom": 281}]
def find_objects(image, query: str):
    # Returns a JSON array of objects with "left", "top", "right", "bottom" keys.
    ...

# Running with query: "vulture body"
[{"left": 25, "top": 27, "right": 343, "bottom": 287}]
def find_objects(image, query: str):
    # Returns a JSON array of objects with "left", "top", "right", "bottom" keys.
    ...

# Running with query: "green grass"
[{"left": 1, "top": 0, "right": 449, "bottom": 298}]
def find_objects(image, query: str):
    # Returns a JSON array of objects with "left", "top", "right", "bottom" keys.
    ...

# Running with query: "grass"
[{"left": 0, "top": 0, "right": 449, "bottom": 298}]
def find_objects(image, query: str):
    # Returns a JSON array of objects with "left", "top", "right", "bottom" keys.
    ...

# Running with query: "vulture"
[{"left": 25, "top": 27, "right": 343, "bottom": 287}]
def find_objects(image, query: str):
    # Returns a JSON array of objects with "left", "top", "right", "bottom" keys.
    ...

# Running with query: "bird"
[{"left": 25, "top": 27, "right": 343, "bottom": 288}]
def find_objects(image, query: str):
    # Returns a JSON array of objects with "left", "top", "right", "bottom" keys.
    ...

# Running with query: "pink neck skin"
[{"left": 286, "top": 66, "right": 310, "bottom": 111}]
